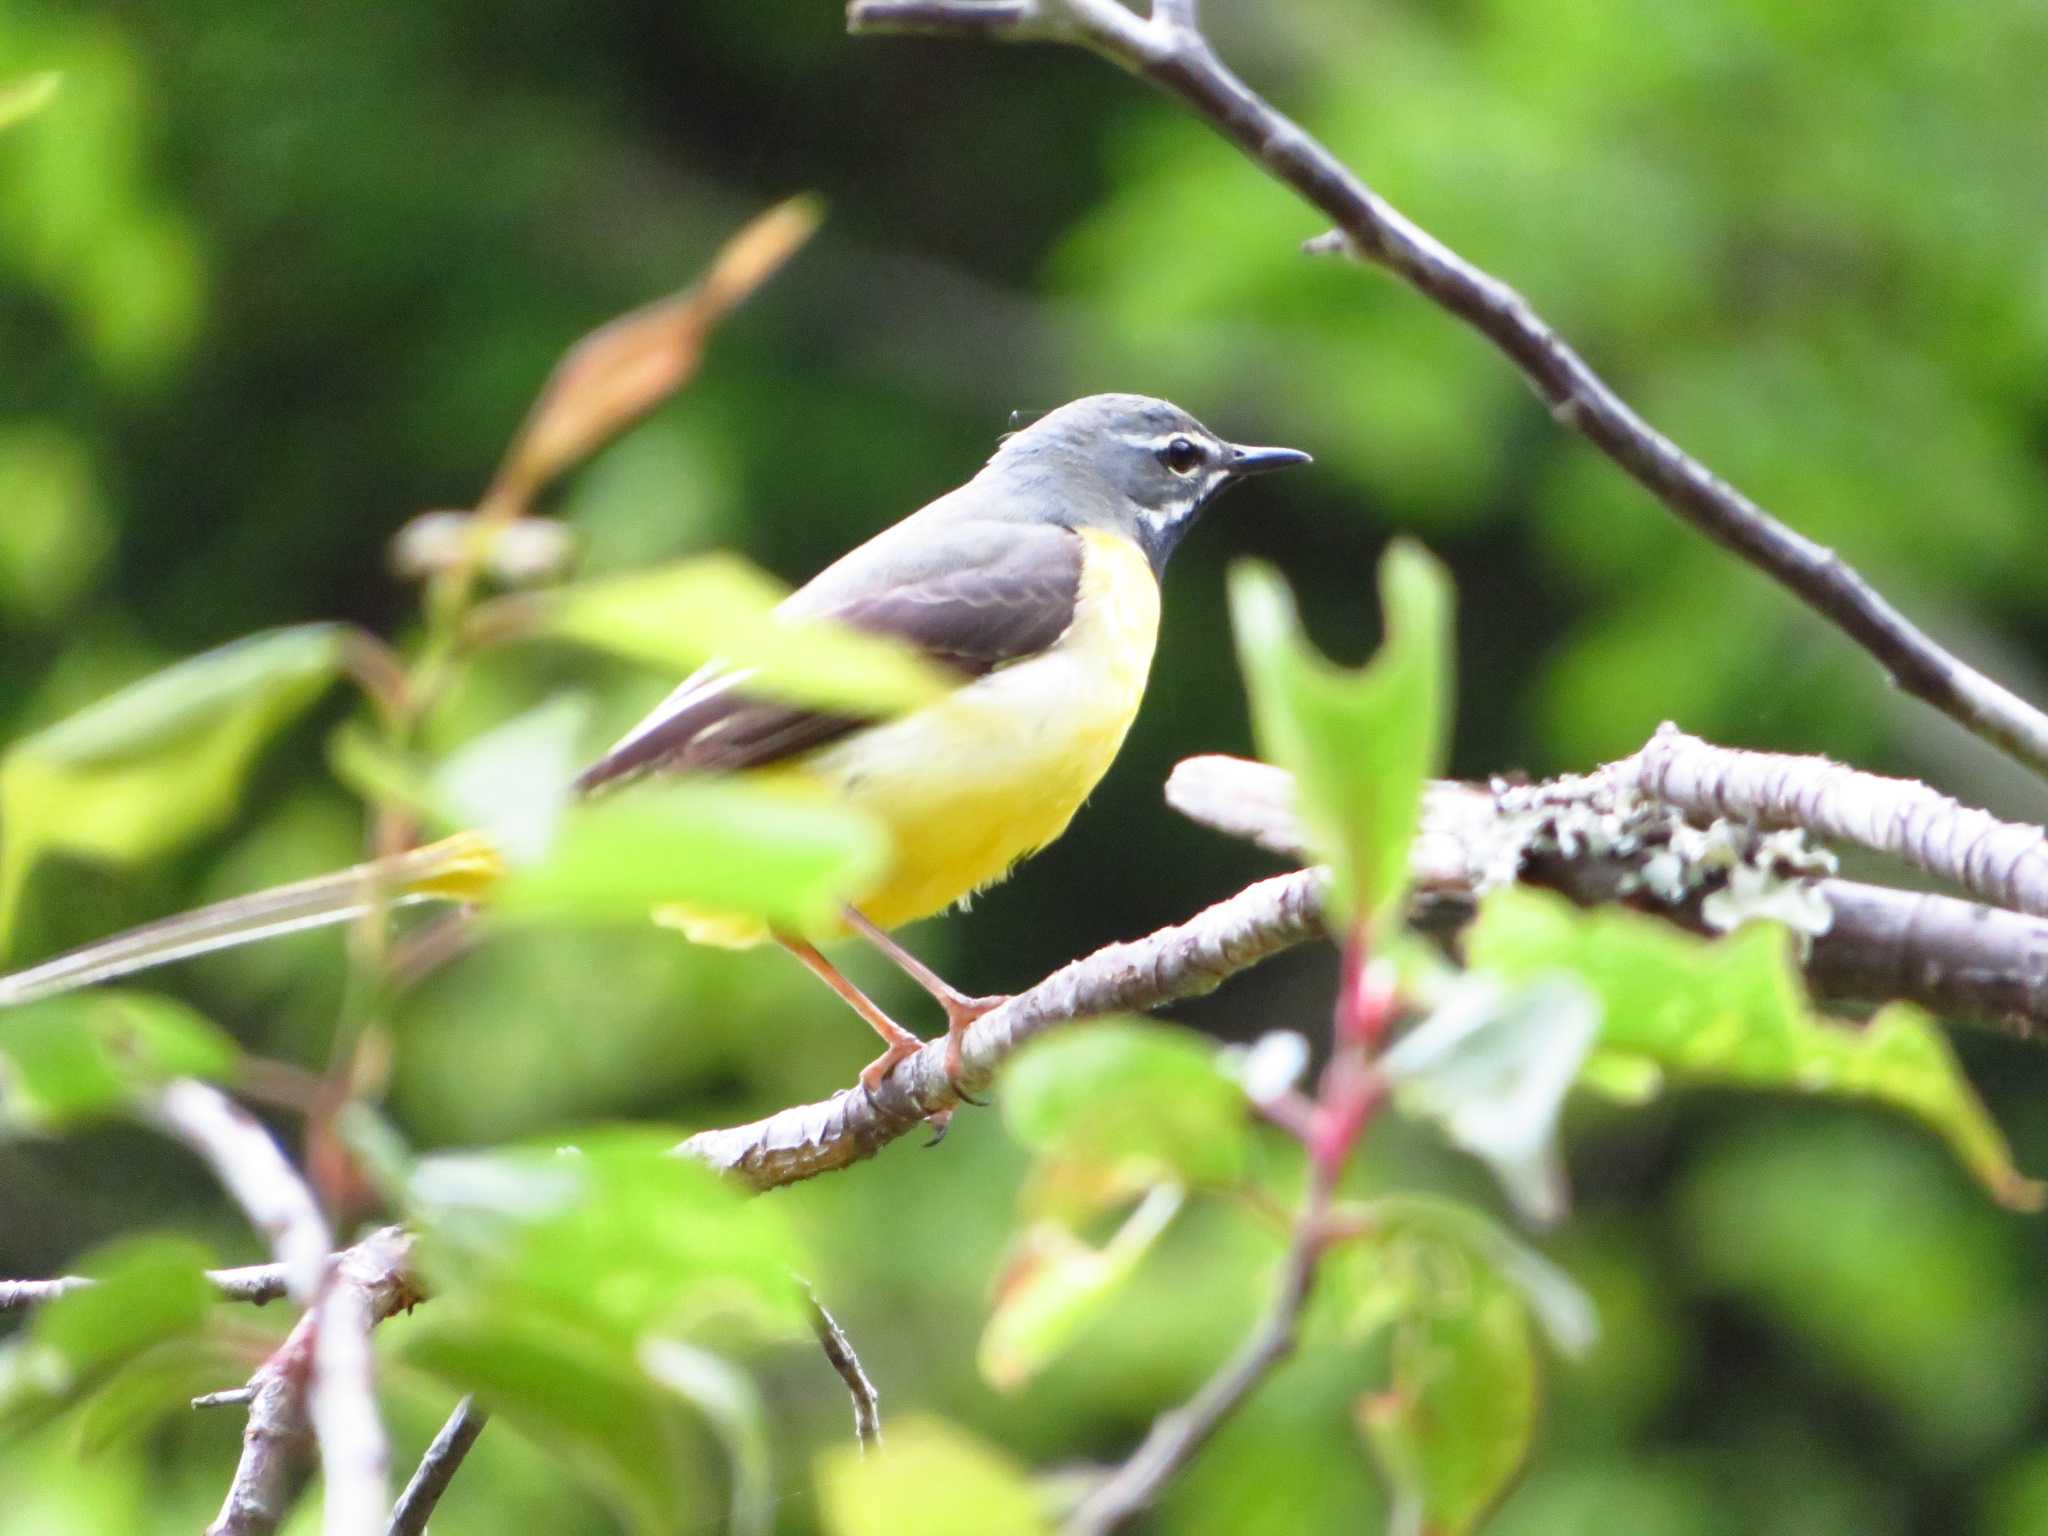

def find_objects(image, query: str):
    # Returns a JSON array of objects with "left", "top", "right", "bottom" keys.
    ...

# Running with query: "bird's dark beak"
[{"left": 1226, "top": 443, "right": 1314, "bottom": 477}]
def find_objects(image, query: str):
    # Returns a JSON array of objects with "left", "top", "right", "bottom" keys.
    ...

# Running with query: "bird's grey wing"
[{"left": 573, "top": 520, "right": 1085, "bottom": 792}]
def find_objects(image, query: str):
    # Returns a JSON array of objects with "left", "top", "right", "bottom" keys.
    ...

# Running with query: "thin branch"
[
  {"left": 678, "top": 868, "right": 1326, "bottom": 1190},
  {"left": 205, "top": 1228, "right": 417, "bottom": 1536},
  {"left": 0, "top": 1259, "right": 293, "bottom": 1314},
  {"left": 195, "top": 1387, "right": 262, "bottom": 1411},
  {"left": 1611, "top": 723, "right": 2048, "bottom": 917},
  {"left": 806, "top": 1291, "right": 883, "bottom": 1453},
  {"left": 845, "top": 0, "right": 1044, "bottom": 34},
  {"left": 846, "top": 0, "right": 2048, "bottom": 780},
  {"left": 312, "top": 1239, "right": 403, "bottom": 1536},
  {"left": 0, "top": 1275, "right": 94, "bottom": 1310},
  {"left": 149, "top": 1080, "right": 331, "bottom": 1307},
  {"left": 387, "top": 1397, "right": 490, "bottom": 1536}
]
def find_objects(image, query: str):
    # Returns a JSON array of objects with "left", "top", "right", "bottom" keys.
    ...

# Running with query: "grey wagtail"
[{"left": 0, "top": 394, "right": 1310, "bottom": 1099}]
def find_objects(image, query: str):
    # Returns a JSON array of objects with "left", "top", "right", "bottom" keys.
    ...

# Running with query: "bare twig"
[
  {"left": 149, "top": 1080, "right": 331, "bottom": 1307},
  {"left": 205, "top": 1228, "right": 417, "bottom": 1536},
  {"left": 194, "top": 1387, "right": 261, "bottom": 1411},
  {"left": 1610, "top": 723, "right": 2048, "bottom": 917},
  {"left": 146, "top": 1078, "right": 379, "bottom": 1536},
  {"left": 0, "top": 1260, "right": 293, "bottom": 1314},
  {"left": 0, "top": 1275, "right": 94, "bottom": 1310},
  {"left": 806, "top": 1291, "right": 883, "bottom": 1454},
  {"left": 311, "top": 1240, "right": 403, "bottom": 1536},
  {"left": 845, "top": 0, "right": 2048, "bottom": 780},
  {"left": 387, "top": 1396, "right": 490, "bottom": 1536},
  {"left": 679, "top": 869, "right": 1326, "bottom": 1189}
]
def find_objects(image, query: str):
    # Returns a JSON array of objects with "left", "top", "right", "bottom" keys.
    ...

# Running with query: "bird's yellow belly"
[{"left": 657, "top": 529, "right": 1160, "bottom": 946}]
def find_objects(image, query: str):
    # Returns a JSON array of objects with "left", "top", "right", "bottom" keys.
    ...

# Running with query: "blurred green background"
[{"left": 5, "top": 0, "right": 2048, "bottom": 1530}]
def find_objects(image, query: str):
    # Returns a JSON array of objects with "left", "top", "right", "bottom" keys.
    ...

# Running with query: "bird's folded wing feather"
[{"left": 574, "top": 519, "right": 1086, "bottom": 792}]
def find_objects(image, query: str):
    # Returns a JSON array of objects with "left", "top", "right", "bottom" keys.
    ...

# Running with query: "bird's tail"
[{"left": 0, "top": 832, "right": 504, "bottom": 1008}]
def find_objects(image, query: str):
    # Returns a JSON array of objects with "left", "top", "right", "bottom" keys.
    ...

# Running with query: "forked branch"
[{"left": 846, "top": 0, "right": 2048, "bottom": 781}]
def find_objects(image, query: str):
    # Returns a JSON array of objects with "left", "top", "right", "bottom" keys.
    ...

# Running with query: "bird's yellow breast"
[
  {"left": 659, "top": 528, "right": 1160, "bottom": 946},
  {"left": 806, "top": 526, "right": 1161, "bottom": 930}
]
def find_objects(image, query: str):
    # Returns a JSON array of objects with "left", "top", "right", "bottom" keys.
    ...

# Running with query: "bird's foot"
[
  {"left": 941, "top": 994, "right": 1009, "bottom": 1109},
  {"left": 857, "top": 1034, "right": 925, "bottom": 1099}
]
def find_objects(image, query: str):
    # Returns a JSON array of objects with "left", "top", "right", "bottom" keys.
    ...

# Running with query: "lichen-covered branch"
[
  {"left": 845, "top": 0, "right": 2048, "bottom": 780},
  {"left": 1611, "top": 723, "right": 2048, "bottom": 917},
  {"left": 1167, "top": 753, "right": 2048, "bottom": 1039}
]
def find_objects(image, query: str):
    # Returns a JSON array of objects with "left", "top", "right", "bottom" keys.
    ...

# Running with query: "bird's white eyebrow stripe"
[{"left": 1125, "top": 430, "right": 1204, "bottom": 453}]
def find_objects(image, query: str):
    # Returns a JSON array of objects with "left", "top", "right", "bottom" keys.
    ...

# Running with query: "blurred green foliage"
[{"left": 5, "top": 0, "right": 2048, "bottom": 1533}]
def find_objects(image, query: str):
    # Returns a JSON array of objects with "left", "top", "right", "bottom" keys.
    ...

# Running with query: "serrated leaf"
[
  {"left": 1467, "top": 886, "right": 2042, "bottom": 1209},
  {"left": 0, "top": 1237, "right": 215, "bottom": 1442},
  {"left": 403, "top": 1127, "right": 808, "bottom": 1345},
  {"left": 490, "top": 778, "right": 887, "bottom": 931},
  {"left": 640, "top": 1340, "right": 773, "bottom": 1536},
  {"left": 0, "top": 625, "right": 348, "bottom": 947},
  {"left": 1229, "top": 542, "right": 1452, "bottom": 929},
  {"left": 535, "top": 553, "right": 953, "bottom": 715},
  {"left": 818, "top": 1416, "right": 1051, "bottom": 1536},
  {"left": 1381, "top": 976, "right": 1599, "bottom": 1225},
  {"left": 1338, "top": 1196, "right": 1596, "bottom": 1361},
  {"left": 1339, "top": 1202, "right": 1573, "bottom": 1535},
  {"left": 1358, "top": 1256, "right": 1538, "bottom": 1536},
  {"left": 1000, "top": 1019, "right": 1248, "bottom": 1202},
  {"left": 979, "top": 1185, "right": 1183, "bottom": 1392},
  {"left": 0, "top": 991, "right": 239, "bottom": 1129},
  {"left": 396, "top": 1130, "right": 804, "bottom": 1534},
  {"left": 71, "top": 1334, "right": 253, "bottom": 1453},
  {"left": 403, "top": 1308, "right": 699, "bottom": 1535}
]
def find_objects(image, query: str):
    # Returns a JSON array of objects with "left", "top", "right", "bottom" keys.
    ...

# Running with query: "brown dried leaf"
[{"left": 486, "top": 194, "right": 821, "bottom": 513}]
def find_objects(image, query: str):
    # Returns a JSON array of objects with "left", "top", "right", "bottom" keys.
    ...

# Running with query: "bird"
[{"left": 0, "top": 394, "right": 1310, "bottom": 1102}]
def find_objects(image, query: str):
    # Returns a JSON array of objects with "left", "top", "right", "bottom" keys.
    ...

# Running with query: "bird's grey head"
[{"left": 981, "top": 393, "right": 1311, "bottom": 572}]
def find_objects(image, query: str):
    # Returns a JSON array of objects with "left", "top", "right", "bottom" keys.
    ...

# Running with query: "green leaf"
[
  {"left": 0, "top": 990, "right": 239, "bottom": 1130},
  {"left": 817, "top": 1416, "right": 1052, "bottom": 1536},
  {"left": 490, "top": 778, "right": 887, "bottom": 932},
  {"left": 0, "top": 73, "right": 61, "bottom": 133},
  {"left": 396, "top": 1129, "right": 806, "bottom": 1534},
  {"left": 1381, "top": 976, "right": 1599, "bottom": 1224},
  {"left": 403, "top": 1308, "right": 700, "bottom": 1535},
  {"left": 0, "top": 1237, "right": 215, "bottom": 1441},
  {"left": 0, "top": 625, "right": 349, "bottom": 947},
  {"left": 1338, "top": 1196, "right": 1597, "bottom": 1361},
  {"left": 1339, "top": 1200, "right": 1576, "bottom": 1536},
  {"left": 978, "top": 1185, "right": 1183, "bottom": 1392},
  {"left": 1357, "top": 1254, "right": 1539, "bottom": 1536},
  {"left": 536, "top": 553, "right": 953, "bottom": 715},
  {"left": 402, "top": 1127, "right": 808, "bottom": 1344},
  {"left": 640, "top": 1339, "right": 773, "bottom": 1536},
  {"left": 0, "top": 421, "right": 111, "bottom": 623},
  {"left": 1467, "top": 886, "right": 2044, "bottom": 1210},
  {"left": 71, "top": 1334, "right": 252, "bottom": 1453},
  {"left": 1229, "top": 542, "right": 1452, "bottom": 928},
  {"left": 429, "top": 693, "right": 591, "bottom": 864},
  {"left": 1000, "top": 1019, "right": 1249, "bottom": 1204}
]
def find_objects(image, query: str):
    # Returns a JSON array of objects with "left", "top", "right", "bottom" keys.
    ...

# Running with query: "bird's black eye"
[{"left": 1161, "top": 436, "right": 1203, "bottom": 475}]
